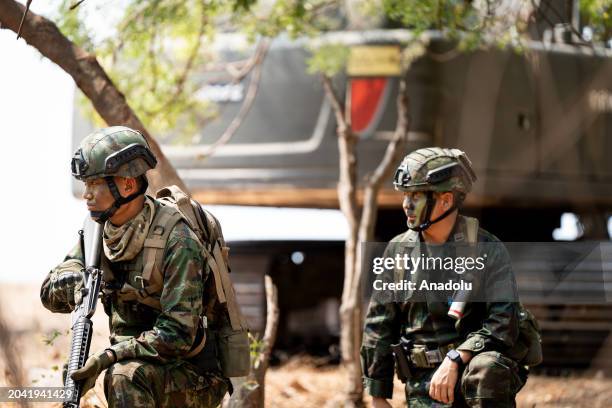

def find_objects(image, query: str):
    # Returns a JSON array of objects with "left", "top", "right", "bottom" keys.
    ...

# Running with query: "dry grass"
[
  {"left": 265, "top": 356, "right": 612, "bottom": 408},
  {"left": 1, "top": 283, "right": 611, "bottom": 408}
]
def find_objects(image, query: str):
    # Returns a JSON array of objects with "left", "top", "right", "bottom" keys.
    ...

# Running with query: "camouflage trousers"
[
  {"left": 103, "top": 359, "right": 229, "bottom": 408},
  {"left": 405, "top": 351, "right": 527, "bottom": 408}
]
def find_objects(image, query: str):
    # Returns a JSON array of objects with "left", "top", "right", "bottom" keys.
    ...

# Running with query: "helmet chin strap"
[
  {"left": 408, "top": 191, "right": 457, "bottom": 232},
  {"left": 89, "top": 176, "right": 148, "bottom": 224}
]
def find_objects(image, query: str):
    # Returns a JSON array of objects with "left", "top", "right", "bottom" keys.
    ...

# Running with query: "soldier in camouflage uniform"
[
  {"left": 40, "top": 126, "right": 228, "bottom": 407},
  {"left": 361, "top": 148, "right": 526, "bottom": 407}
]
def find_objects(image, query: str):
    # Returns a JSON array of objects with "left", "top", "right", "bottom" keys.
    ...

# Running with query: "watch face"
[{"left": 447, "top": 349, "right": 460, "bottom": 361}]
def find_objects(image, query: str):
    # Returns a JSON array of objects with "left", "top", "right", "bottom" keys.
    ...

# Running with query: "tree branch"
[
  {"left": 0, "top": 0, "right": 187, "bottom": 194},
  {"left": 365, "top": 76, "right": 409, "bottom": 198},
  {"left": 354, "top": 76, "right": 410, "bottom": 292},
  {"left": 322, "top": 75, "right": 348, "bottom": 132},
  {"left": 261, "top": 274, "right": 279, "bottom": 367},
  {"left": 197, "top": 39, "right": 270, "bottom": 160},
  {"left": 322, "top": 74, "right": 357, "bottom": 229},
  {"left": 15, "top": 0, "right": 30, "bottom": 39},
  {"left": 147, "top": 6, "right": 208, "bottom": 116},
  {"left": 229, "top": 274, "right": 279, "bottom": 407}
]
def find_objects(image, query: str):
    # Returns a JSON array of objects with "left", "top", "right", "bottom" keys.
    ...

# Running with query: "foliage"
[
  {"left": 383, "top": 0, "right": 534, "bottom": 52},
  {"left": 55, "top": 0, "right": 237, "bottom": 142},
  {"left": 52, "top": 0, "right": 611, "bottom": 141},
  {"left": 42, "top": 329, "right": 64, "bottom": 346},
  {"left": 235, "top": 0, "right": 345, "bottom": 41},
  {"left": 580, "top": 0, "right": 612, "bottom": 43},
  {"left": 307, "top": 43, "right": 350, "bottom": 77},
  {"left": 248, "top": 332, "right": 265, "bottom": 369}
]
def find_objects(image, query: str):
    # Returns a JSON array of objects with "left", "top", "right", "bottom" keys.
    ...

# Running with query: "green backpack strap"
[
  {"left": 157, "top": 186, "right": 205, "bottom": 239},
  {"left": 117, "top": 204, "right": 183, "bottom": 311},
  {"left": 206, "top": 242, "right": 248, "bottom": 331}
]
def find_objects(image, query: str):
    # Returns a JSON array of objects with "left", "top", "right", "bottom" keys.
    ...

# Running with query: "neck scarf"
[{"left": 103, "top": 196, "right": 156, "bottom": 262}]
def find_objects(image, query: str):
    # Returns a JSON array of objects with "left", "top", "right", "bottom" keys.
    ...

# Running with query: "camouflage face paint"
[{"left": 403, "top": 192, "right": 429, "bottom": 229}]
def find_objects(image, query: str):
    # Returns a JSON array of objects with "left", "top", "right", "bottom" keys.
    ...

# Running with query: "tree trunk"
[
  {"left": 0, "top": 0, "right": 186, "bottom": 193},
  {"left": 322, "top": 76, "right": 363, "bottom": 407},
  {"left": 323, "top": 75, "right": 410, "bottom": 407},
  {"left": 229, "top": 275, "right": 279, "bottom": 408}
]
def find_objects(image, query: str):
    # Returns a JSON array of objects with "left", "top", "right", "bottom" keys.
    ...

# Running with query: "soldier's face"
[
  {"left": 402, "top": 191, "right": 429, "bottom": 228},
  {"left": 82, "top": 177, "right": 130, "bottom": 218}
]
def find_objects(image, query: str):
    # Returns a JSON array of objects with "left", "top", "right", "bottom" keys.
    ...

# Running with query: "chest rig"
[{"left": 101, "top": 202, "right": 183, "bottom": 310}]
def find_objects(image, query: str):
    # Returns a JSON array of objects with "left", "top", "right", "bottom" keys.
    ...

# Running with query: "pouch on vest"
[
  {"left": 133, "top": 185, "right": 250, "bottom": 378},
  {"left": 506, "top": 305, "right": 543, "bottom": 366}
]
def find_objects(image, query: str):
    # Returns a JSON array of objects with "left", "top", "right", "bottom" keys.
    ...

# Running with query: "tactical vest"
[
  {"left": 102, "top": 189, "right": 250, "bottom": 377},
  {"left": 399, "top": 216, "right": 542, "bottom": 367}
]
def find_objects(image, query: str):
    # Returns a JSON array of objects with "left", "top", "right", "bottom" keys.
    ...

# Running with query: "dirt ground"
[{"left": 1, "top": 283, "right": 611, "bottom": 408}]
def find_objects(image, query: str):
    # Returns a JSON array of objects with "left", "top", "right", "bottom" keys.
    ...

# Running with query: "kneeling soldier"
[
  {"left": 41, "top": 126, "right": 229, "bottom": 407},
  {"left": 361, "top": 148, "right": 527, "bottom": 407}
]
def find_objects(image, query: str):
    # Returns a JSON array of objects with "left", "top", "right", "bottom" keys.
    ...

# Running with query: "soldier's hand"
[
  {"left": 70, "top": 349, "right": 116, "bottom": 395},
  {"left": 51, "top": 271, "right": 84, "bottom": 306},
  {"left": 371, "top": 397, "right": 392, "bottom": 408},
  {"left": 429, "top": 357, "right": 459, "bottom": 404}
]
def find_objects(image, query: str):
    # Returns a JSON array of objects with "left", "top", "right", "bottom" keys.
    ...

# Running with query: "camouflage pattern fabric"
[
  {"left": 404, "top": 351, "right": 525, "bottom": 407},
  {"left": 103, "top": 195, "right": 155, "bottom": 262},
  {"left": 40, "top": 197, "right": 228, "bottom": 405},
  {"left": 104, "top": 359, "right": 228, "bottom": 408},
  {"left": 72, "top": 126, "right": 155, "bottom": 180},
  {"left": 360, "top": 216, "right": 521, "bottom": 401}
]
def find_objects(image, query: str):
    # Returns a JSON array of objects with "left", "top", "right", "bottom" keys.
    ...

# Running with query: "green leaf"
[
  {"left": 42, "top": 329, "right": 63, "bottom": 346},
  {"left": 307, "top": 44, "right": 350, "bottom": 76}
]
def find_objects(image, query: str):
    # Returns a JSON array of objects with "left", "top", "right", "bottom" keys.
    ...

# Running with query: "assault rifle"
[{"left": 63, "top": 218, "right": 103, "bottom": 408}]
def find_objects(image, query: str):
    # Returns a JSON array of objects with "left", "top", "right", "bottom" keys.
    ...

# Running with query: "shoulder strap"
[
  {"left": 157, "top": 186, "right": 205, "bottom": 240},
  {"left": 206, "top": 241, "right": 247, "bottom": 331},
  {"left": 464, "top": 216, "right": 479, "bottom": 244},
  {"left": 135, "top": 204, "right": 184, "bottom": 309}
]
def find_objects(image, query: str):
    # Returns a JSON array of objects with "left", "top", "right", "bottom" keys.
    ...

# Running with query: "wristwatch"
[{"left": 446, "top": 349, "right": 464, "bottom": 368}]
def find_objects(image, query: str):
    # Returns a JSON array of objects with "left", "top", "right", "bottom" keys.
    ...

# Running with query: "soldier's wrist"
[
  {"left": 458, "top": 350, "right": 472, "bottom": 364},
  {"left": 104, "top": 348, "right": 117, "bottom": 364}
]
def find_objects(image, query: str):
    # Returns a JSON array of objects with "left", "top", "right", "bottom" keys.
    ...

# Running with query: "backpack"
[{"left": 121, "top": 185, "right": 250, "bottom": 377}]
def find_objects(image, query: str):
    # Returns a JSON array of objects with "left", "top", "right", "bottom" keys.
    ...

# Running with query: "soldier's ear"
[
  {"left": 439, "top": 192, "right": 454, "bottom": 208},
  {"left": 124, "top": 177, "right": 137, "bottom": 193},
  {"left": 115, "top": 176, "right": 135, "bottom": 194}
]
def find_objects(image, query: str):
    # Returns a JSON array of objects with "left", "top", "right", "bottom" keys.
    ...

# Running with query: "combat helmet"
[
  {"left": 71, "top": 126, "right": 157, "bottom": 222},
  {"left": 393, "top": 147, "right": 477, "bottom": 231}
]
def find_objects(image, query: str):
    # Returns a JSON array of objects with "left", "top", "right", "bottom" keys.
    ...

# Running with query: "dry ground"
[{"left": 1, "top": 283, "right": 611, "bottom": 408}]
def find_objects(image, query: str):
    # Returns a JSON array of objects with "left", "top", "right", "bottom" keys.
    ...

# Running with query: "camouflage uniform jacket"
[
  {"left": 40, "top": 197, "right": 207, "bottom": 364},
  {"left": 360, "top": 215, "right": 520, "bottom": 399}
]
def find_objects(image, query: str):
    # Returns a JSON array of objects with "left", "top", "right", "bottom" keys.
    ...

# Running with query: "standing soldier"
[
  {"left": 40, "top": 126, "right": 229, "bottom": 407},
  {"left": 361, "top": 148, "right": 528, "bottom": 407}
]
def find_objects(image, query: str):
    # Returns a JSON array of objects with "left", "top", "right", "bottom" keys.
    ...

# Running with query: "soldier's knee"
[
  {"left": 105, "top": 360, "right": 146, "bottom": 386},
  {"left": 104, "top": 360, "right": 156, "bottom": 406},
  {"left": 460, "top": 351, "right": 523, "bottom": 407}
]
